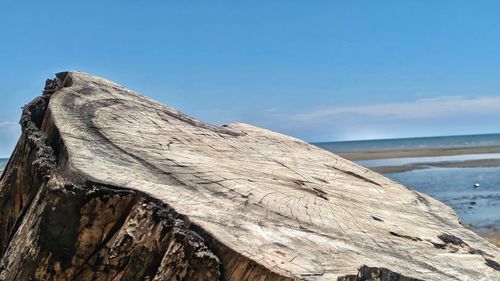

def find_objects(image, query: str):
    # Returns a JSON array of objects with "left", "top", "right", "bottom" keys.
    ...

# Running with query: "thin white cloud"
[
  {"left": 292, "top": 96, "right": 500, "bottom": 121},
  {"left": 0, "top": 121, "right": 17, "bottom": 128}
]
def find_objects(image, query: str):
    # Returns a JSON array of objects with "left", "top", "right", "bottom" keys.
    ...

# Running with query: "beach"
[
  {"left": 349, "top": 149, "right": 500, "bottom": 173},
  {"left": 339, "top": 145, "right": 500, "bottom": 160},
  {"left": 368, "top": 159, "right": 500, "bottom": 173}
]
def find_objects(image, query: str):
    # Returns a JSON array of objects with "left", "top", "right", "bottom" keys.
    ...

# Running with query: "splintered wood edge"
[{"left": 35, "top": 72, "right": 500, "bottom": 280}]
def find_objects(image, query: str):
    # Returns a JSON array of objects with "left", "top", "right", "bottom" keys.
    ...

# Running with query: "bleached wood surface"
[{"left": 1, "top": 72, "right": 499, "bottom": 280}]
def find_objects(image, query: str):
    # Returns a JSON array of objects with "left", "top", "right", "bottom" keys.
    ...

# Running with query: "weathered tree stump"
[{"left": 0, "top": 72, "right": 498, "bottom": 281}]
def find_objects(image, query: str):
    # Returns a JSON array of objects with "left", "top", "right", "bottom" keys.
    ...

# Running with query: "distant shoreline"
[
  {"left": 338, "top": 145, "right": 500, "bottom": 160},
  {"left": 369, "top": 158, "right": 500, "bottom": 173},
  {"left": 339, "top": 145, "right": 500, "bottom": 173}
]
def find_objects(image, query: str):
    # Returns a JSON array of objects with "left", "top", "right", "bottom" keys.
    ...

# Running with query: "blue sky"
[{"left": 1, "top": 1, "right": 500, "bottom": 157}]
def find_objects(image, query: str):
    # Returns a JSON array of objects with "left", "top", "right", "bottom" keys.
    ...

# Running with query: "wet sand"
[
  {"left": 370, "top": 159, "right": 500, "bottom": 173},
  {"left": 339, "top": 145, "right": 500, "bottom": 160}
]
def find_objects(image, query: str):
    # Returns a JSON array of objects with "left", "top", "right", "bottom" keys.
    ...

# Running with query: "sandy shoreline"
[
  {"left": 369, "top": 158, "right": 500, "bottom": 173},
  {"left": 339, "top": 145, "right": 500, "bottom": 160}
]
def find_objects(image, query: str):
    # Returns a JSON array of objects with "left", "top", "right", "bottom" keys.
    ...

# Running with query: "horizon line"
[{"left": 312, "top": 132, "right": 500, "bottom": 144}]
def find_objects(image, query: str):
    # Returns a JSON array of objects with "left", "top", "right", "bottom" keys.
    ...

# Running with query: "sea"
[
  {"left": 315, "top": 133, "right": 500, "bottom": 233},
  {"left": 316, "top": 133, "right": 500, "bottom": 153}
]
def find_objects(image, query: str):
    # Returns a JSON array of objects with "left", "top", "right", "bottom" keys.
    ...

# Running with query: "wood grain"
[{"left": 0, "top": 72, "right": 499, "bottom": 281}]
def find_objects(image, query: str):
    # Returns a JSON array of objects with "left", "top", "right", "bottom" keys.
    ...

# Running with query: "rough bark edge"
[
  {"left": 337, "top": 266, "right": 423, "bottom": 281},
  {"left": 0, "top": 72, "right": 438, "bottom": 281},
  {"left": 0, "top": 72, "right": 296, "bottom": 281},
  {"left": 0, "top": 73, "right": 70, "bottom": 257}
]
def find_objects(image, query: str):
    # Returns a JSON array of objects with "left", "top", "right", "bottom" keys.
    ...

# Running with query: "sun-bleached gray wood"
[{"left": 1, "top": 72, "right": 499, "bottom": 280}]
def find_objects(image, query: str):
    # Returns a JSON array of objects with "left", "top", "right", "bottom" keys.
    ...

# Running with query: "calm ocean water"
[
  {"left": 315, "top": 133, "right": 500, "bottom": 153},
  {"left": 386, "top": 167, "right": 500, "bottom": 231},
  {"left": 316, "top": 134, "right": 500, "bottom": 232}
]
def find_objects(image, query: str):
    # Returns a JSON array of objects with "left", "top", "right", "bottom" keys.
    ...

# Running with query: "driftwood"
[{"left": 0, "top": 72, "right": 498, "bottom": 281}]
